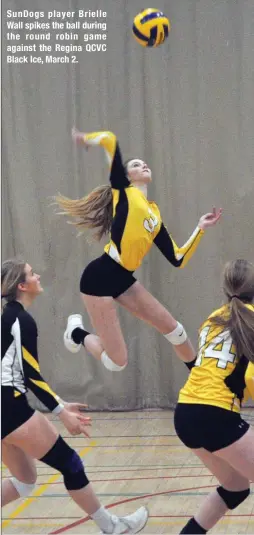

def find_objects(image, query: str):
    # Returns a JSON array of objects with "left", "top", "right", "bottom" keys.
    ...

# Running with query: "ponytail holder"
[{"left": 230, "top": 295, "right": 239, "bottom": 300}]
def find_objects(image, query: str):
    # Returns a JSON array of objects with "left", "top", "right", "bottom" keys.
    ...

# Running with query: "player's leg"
[
  {"left": 64, "top": 280, "right": 194, "bottom": 368},
  {"left": 4, "top": 411, "right": 149, "bottom": 533},
  {"left": 116, "top": 281, "right": 195, "bottom": 363},
  {"left": 64, "top": 255, "right": 132, "bottom": 371},
  {"left": 179, "top": 447, "right": 250, "bottom": 534},
  {"left": 64, "top": 295, "right": 128, "bottom": 371},
  {"left": 175, "top": 405, "right": 252, "bottom": 534},
  {"left": 1, "top": 442, "right": 37, "bottom": 506},
  {"left": 214, "top": 425, "right": 254, "bottom": 480}
]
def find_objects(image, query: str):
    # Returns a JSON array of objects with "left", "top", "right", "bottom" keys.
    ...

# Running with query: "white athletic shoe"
[
  {"left": 101, "top": 506, "right": 149, "bottom": 534},
  {"left": 63, "top": 314, "right": 85, "bottom": 353}
]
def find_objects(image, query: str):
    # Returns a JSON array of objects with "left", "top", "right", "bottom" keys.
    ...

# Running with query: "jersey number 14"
[{"left": 195, "top": 326, "right": 237, "bottom": 369}]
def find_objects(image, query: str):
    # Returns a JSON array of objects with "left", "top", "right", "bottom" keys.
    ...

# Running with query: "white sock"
[{"left": 91, "top": 506, "right": 114, "bottom": 533}]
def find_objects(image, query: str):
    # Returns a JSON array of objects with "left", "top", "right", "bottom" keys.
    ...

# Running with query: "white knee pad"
[
  {"left": 164, "top": 322, "right": 187, "bottom": 345},
  {"left": 101, "top": 351, "right": 127, "bottom": 371},
  {"left": 10, "top": 477, "right": 36, "bottom": 498}
]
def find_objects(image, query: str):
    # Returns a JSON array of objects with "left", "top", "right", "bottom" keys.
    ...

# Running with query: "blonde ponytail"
[{"left": 55, "top": 185, "right": 113, "bottom": 241}]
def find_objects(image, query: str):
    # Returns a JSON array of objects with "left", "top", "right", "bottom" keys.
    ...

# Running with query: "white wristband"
[
  {"left": 52, "top": 403, "right": 65, "bottom": 415},
  {"left": 164, "top": 322, "right": 188, "bottom": 345},
  {"left": 55, "top": 394, "right": 65, "bottom": 404}
]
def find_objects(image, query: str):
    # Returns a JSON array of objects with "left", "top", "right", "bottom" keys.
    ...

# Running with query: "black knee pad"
[
  {"left": 40, "top": 436, "right": 90, "bottom": 490},
  {"left": 217, "top": 486, "right": 250, "bottom": 509},
  {"left": 180, "top": 517, "right": 207, "bottom": 534}
]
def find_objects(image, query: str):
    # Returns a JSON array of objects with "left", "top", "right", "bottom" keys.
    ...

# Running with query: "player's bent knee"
[
  {"left": 217, "top": 486, "right": 250, "bottom": 509},
  {"left": 101, "top": 350, "right": 127, "bottom": 371},
  {"left": 40, "top": 436, "right": 90, "bottom": 490},
  {"left": 10, "top": 477, "right": 36, "bottom": 498},
  {"left": 164, "top": 322, "right": 188, "bottom": 345},
  {"left": 63, "top": 450, "right": 89, "bottom": 490}
]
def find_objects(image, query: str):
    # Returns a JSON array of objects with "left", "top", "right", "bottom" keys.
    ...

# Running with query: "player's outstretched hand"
[
  {"left": 198, "top": 207, "right": 222, "bottom": 230},
  {"left": 58, "top": 407, "right": 91, "bottom": 437},
  {"left": 72, "top": 127, "right": 89, "bottom": 150},
  {"left": 64, "top": 402, "right": 88, "bottom": 414}
]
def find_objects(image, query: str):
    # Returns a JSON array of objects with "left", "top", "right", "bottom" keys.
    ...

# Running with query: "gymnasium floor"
[{"left": 2, "top": 409, "right": 254, "bottom": 534}]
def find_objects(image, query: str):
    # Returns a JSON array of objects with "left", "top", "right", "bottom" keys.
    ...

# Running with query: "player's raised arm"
[{"left": 72, "top": 128, "right": 130, "bottom": 189}]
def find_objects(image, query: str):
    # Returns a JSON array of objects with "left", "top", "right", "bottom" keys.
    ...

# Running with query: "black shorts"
[
  {"left": 174, "top": 403, "right": 250, "bottom": 452},
  {"left": 1, "top": 387, "right": 35, "bottom": 439},
  {"left": 80, "top": 253, "right": 137, "bottom": 298}
]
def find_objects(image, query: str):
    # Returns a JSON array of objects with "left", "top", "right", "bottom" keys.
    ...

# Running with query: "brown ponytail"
[
  {"left": 54, "top": 185, "right": 113, "bottom": 241},
  {"left": 210, "top": 259, "right": 254, "bottom": 363}
]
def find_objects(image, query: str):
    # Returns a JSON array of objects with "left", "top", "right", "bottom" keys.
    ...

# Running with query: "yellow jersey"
[
  {"left": 84, "top": 131, "right": 204, "bottom": 271},
  {"left": 244, "top": 361, "right": 254, "bottom": 400},
  {"left": 178, "top": 304, "right": 254, "bottom": 413}
]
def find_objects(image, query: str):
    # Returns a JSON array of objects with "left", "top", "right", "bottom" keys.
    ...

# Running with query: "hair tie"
[{"left": 230, "top": 295, "right": 239, "bottom": 300}]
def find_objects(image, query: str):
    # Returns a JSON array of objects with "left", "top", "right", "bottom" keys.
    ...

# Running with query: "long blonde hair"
[
  {"left": 55, "top": 185, "right": 113, "bottom": 241},
  {"left": 54, "top": 159, "right": 137, "bottom": 241},
  {"left": 210, "top": 259, "right": 254, "bottom": 363}
]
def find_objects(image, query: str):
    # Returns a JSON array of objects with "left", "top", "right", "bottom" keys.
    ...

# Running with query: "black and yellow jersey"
[
  {"left": 84, "top": 131, "right": 204, "bottom": 272},
  {"left": 244, "top": 361, "right": 254, "bottom": 401},
  {"left": 178, "top": 303, "right": 254, "bottom": 413},
  {"left": 1, "top": 301, "right": 61, "bottom": 413}
]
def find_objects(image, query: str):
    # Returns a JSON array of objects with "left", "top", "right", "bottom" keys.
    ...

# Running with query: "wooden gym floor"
[{"left": 2, "top": 409, "right": 254, "bottom": 534}]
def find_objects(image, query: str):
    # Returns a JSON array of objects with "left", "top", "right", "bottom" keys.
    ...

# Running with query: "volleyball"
[{"left": 132, "top": 8, "right": 170, "bottom": 47}]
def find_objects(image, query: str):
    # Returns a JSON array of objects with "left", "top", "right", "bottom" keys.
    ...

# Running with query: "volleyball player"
[
  {"left": 1, "top": 258, "right": 149, "bottom": 533},
  {"left": 174, "top": 259, "right": 254, "bottom": 534},
  {"left": 55, "top": 128, "right": 222, "bottom": 371}
]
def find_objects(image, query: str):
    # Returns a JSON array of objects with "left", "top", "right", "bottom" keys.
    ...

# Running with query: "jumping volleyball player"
[
  {"left": 174, "top": 259, "right": 254, "bottom": 534},
  {"left": 1, "top": 258, "right": 149, "bottom": 534},
  {"left": 55, "top": 128, "right": 222, "bottom": 371}
]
